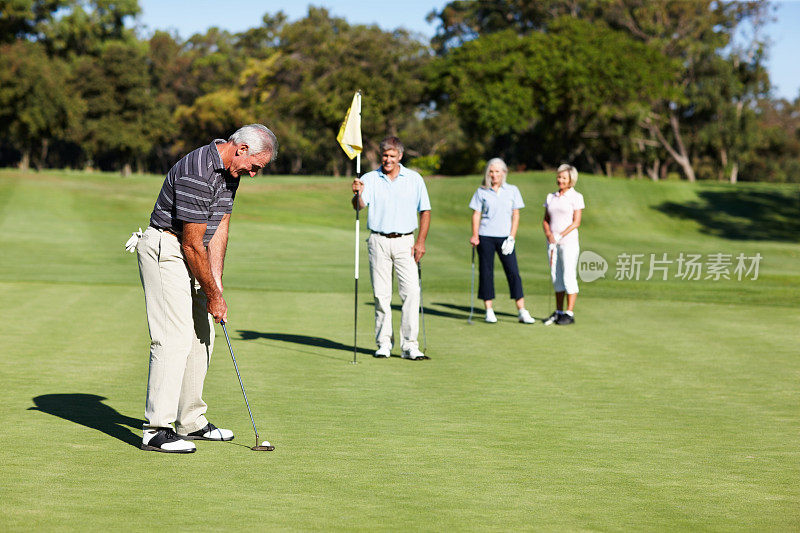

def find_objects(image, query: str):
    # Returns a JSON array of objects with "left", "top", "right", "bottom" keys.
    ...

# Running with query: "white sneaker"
[
  {"left": 402, "top": 347, "right": 427, "bottom": 360},
  {"left": 180, "top": 422, "right": 234, "bottom": 441},
  {"left": 485, "top": 308, "right": 498, "bottom": 323},
  {"left": 374, "top": 344, "right": 391, "bottom": 358},
  {"left": 518, "top": 309, "right": 535, "bottom": 324},
  {"left": 141, "top": 428, "right": 196, "bottom": 453}
]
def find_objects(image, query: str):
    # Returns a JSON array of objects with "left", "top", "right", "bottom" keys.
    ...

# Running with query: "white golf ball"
[{"left": 261, "top": 441, "right": 271, "bottom": 447}]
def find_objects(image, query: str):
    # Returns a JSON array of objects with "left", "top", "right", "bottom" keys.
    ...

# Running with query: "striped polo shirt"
[{"left": 149, "top": 140, "right": 239, "bottom": 246}]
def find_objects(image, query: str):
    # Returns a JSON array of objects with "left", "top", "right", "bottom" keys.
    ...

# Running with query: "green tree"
[
  {"left": 172, "top": 90, "right": 250, "bottom": 156},
  {"left": 431, "top": 18, "right": 677, "bottom": 171},
  {"left": 242, "top": 7, "right": 430, "bottom": 174},
  {"left": 41, "top": 0, "right": 140, "bottom": 56},
  {"left": 427, "top": 0, "right": 593, "bottom": 54},
  {"left": 689, "top": 50, "right": 769, "bottom": 182},
  {"left": 741, "top": 97, "right": 800, "bottom": 183},
  {"left": 143, "top": 26, "right": 258, "bottom": 172},
  {"left": 180, "top": 28, "right": 245, "bottom": 100},
  {"left": 71, "top": 40, "right": 162, "bottom": 174},
  {"left": 143, "top": 31, "right": 188, "bottom": 172},
  {"left": 0, "top": 40, "right": 84, "bottom": 169},
  {"left": 428, "top": 0, "right": 772, "bottom": 181},
  {"left": 607, "top": 1, "right": 771, "bottom": 182},
  {"left": 0, "top": 0, "right": 70, "bottom": 43}
]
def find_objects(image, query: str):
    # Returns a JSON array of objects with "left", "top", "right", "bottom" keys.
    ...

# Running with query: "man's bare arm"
[
  {"left": 182, "top": 222, "right": 227, "bottom": 322},
  {"left": 413, "top": 210, "right": 431, "bottom": 262},
  {"left": 208, "top": 214, "right": 230, "bottom": 293}
]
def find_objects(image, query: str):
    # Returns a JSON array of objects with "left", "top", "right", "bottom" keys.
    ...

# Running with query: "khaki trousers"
[
  {"left": 136, "top": 226, "right": 212, "bottom": 433},
  {"left": 367, "top": 232, "right": 420, "bottom": 351}
]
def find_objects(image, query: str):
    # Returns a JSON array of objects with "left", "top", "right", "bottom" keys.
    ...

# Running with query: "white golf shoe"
[
  {"left": 518, "top": 309, "right": 535, "bottom": 324},
  {"left": 180, "top": 422, "right": 234, "bottom": 441},
  {"left": 374, "top": 344, "right": 391, "bottom": 358},
  {"left": 141, "top": 428, "right": 196, "bottom": 453},
  {"left": 484, "top": 308, "right": 498, "bottom": 323},
  {"left": 402, "top": 347, "right": 427, "bottom": 360}
]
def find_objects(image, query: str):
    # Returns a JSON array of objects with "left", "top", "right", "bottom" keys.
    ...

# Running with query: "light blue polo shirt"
[
  {"left": 359, "top": 164, "right": 431, "bottom": 234},
  {"left": 469, "top": 184, "right": 525, "bottom": 237}
]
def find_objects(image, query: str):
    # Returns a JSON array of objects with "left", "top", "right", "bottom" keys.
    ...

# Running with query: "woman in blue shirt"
[{"left": 469, "top": 158, "right": 535, "bottom": 324}]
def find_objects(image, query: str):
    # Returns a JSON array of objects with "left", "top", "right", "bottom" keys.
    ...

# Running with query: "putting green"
[{"left": 0, "top": 169, "right": 797, "bottom": 530}]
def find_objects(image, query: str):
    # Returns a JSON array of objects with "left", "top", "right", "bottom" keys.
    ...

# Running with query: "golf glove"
[
  {"left": 501, "top": 236, "right": 515, "bottom": 255},
  {"left": 124, "top": 228, "right": 143, "bottom": 253},
  {"left": 553, "top": 233, "right": 562, "bottom": 244}
]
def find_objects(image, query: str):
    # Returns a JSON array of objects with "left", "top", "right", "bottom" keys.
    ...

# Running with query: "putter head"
[{"left": 252, "top": 444, "right": 275, "bottom": 451}]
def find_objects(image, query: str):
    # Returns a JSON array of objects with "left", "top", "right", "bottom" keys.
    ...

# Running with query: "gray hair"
[
  {"left": 379, "top": 136, "right": 404, "bottom": 155},
  {"left": 229, "top": 124, "right": 278, "bottom": 160},
  {"left": 557, "top": 164, "right": 578, "bottom": 186},
  {"left": 482, "top": 157, "right": 508, "bottom": 188}
]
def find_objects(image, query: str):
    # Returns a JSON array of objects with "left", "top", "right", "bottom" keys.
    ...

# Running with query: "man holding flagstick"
[{"left": 350, "top": 136, "right": 431, "bottom": 360}]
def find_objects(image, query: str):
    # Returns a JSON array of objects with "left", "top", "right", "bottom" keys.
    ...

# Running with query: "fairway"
[{"left": 1, "top": 169, "right": 798, "bottom": 531}]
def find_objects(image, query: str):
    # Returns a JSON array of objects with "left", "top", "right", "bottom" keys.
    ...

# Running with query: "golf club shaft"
[
  {"left": 469, "top": 245, "right": 475, "bottom": 323},
  {"left": 549, "top": 245, "right": 557, "bottom": 312},
  {"left": 220, "top": 321, "right": 260, "bottom": 444},
  {"left": 418, "top": 261, "right": 426, "bottom": 353}
]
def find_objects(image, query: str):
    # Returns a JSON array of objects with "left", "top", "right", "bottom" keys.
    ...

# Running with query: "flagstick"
[
  {"left": 353, "top": 152, "right": 361, "bottom": 365},
  {"left": 338, "top": 90, "right": 363, "bottom": 366}
]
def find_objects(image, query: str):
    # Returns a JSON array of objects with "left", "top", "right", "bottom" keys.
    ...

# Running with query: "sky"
[{"left": 134, "top": 0, "right": 800, "bottom": 101}]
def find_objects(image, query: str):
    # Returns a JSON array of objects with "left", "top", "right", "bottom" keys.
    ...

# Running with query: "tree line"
[{"left": 1, "top": 0, "right": 798, "bottom": 182}]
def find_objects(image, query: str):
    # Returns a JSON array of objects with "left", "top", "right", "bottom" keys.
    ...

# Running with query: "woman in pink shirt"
[{"left": 542, "top": 164, "right": 585, "bottom": 325}]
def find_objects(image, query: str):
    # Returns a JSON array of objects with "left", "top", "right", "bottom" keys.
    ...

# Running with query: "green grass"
[{"left": 0, "top": 168, "right": 798, "bottom": 531}]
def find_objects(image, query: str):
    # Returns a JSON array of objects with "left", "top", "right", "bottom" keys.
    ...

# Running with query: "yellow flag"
[{"left": 337, "top": 91, "right": 362, "bottom": 159}]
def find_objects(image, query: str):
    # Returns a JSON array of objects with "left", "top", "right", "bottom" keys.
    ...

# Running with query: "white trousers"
[
  {"left": 550, "top": 239, "right": 580, "bottom": 294},
  {"left": 367, "top": 233, "right": 420, "bottom": 351},
  {"left": 137, "top": 226, "right": 212, "bottom": 433}
]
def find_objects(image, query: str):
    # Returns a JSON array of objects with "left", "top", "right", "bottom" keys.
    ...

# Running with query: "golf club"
[
  {"left": 220, "top": 320, "right": 274, "bottom": 451},
  {"left": 468, "top": 245, "right": 476, "bottom": 324},
  {"left": 545, "top": 244, "right": 558, "bottom": 325},
  {"left": 549, "top": 243, "right": 555, "bottom": 311},
  {"left": 418, "top": 261, "right": 426, "bottom": 353}
]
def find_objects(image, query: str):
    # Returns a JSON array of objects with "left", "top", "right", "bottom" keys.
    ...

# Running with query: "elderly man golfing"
[
  {"left": 351, "top": 136, "right": 431, "bottom": 360},
  {"left": 129, "top": 124, "right": 277, "bottom": 453}
]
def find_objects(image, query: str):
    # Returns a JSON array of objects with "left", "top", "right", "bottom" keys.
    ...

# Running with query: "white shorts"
[{"left": 548, "top": 240, "right": 579, "bottom": 294}]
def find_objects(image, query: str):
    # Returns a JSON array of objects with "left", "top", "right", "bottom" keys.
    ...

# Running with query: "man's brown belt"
[{"left": 374, "top": 231, "right": 413, "bottom": 238}]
